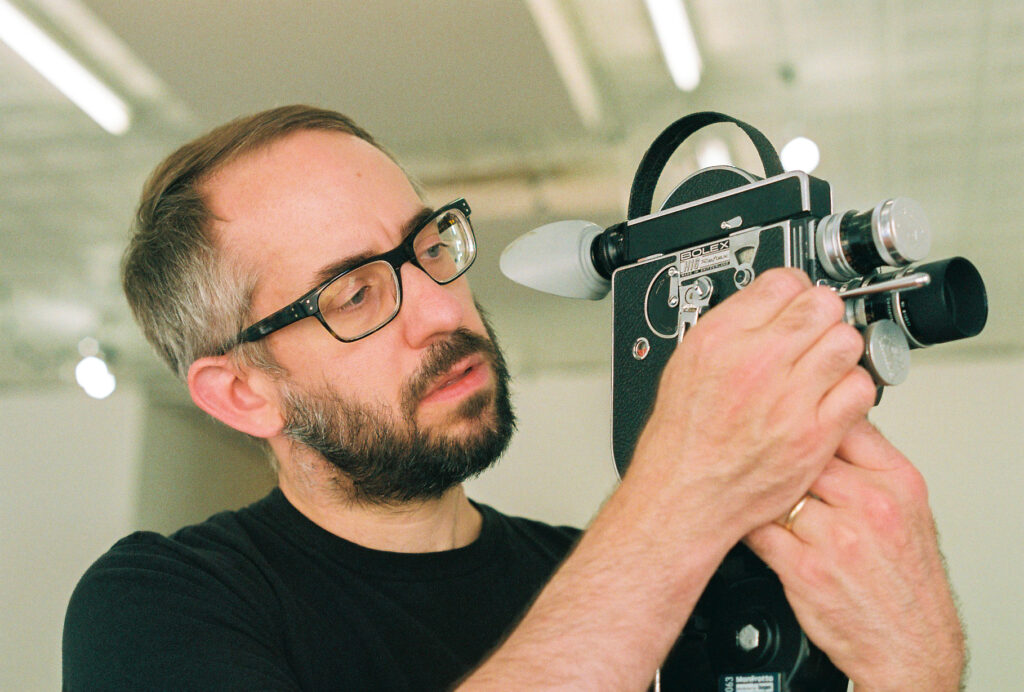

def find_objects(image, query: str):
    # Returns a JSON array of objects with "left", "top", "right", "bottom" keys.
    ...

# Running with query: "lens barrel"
[
  {"left": 861, "top": 257, "right": 988, "bottom": 347},
  {"left": 816, "top": 199, "right": 932, "bottom": 280}
]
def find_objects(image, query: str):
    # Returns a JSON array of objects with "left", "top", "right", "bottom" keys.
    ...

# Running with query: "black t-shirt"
[{"left": 63, "top": 488, "right": 580, "bottom": 691}]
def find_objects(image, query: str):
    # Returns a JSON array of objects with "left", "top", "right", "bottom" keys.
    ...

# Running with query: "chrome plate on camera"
[{"left": 643, "top": 227, "right": 763, "bottom": 339}]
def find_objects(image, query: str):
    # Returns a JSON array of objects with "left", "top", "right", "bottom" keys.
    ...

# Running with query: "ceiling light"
[
  {"left": 75, "top": 355, "right": 116, "bottom": 399},
  {"left": 643, "top": 0, "right": 702, "bottom": 92},
  {"left": 780, "top": 136, "right": 820, "bottom": 173},
  {"left": 0, "top": 0, "right": 131, "bottom": 135},
  {"left": 525, "top": 0, "right": 602, "bottom": 128},
  {"left": 696, "top": 138, "right": 731, "bottom": 168}
]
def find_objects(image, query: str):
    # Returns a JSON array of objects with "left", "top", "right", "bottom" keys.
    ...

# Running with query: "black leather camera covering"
[
  {"left": 610, "top": 225, "right": 793, "bottom": 477},
  {"left": 611, "top": 255, "right": 678, "bottom": 479}
]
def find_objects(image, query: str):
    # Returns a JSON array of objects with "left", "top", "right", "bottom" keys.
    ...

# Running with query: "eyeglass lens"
[{"left": 316, "top": 207, "right": 474, "bottom": 340}]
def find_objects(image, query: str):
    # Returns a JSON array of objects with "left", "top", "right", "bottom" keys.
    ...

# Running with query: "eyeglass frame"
[{"left": 232, "top": 198, "right": 475, "bottom": 347}]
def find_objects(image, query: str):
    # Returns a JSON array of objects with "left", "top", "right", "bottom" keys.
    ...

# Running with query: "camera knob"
[{"left": 861, "top": 319, "right": 911, "bottom": 386}]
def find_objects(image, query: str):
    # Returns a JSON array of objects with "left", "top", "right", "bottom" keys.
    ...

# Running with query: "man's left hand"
[{"left": 745, "top": 418, "right": 966, "bottom": 691}]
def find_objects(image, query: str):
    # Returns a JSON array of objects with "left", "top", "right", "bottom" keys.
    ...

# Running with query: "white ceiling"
[{"left": 0, "top": 0, "right": 1020, "bottom": 402}]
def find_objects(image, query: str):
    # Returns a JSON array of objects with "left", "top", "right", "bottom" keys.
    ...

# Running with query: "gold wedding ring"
[{"left": 782, "top": 494, "right": 811, "bottom": 532}]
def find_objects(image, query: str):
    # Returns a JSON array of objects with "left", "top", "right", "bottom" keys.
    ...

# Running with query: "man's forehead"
[
  {"left": 205, "top": 130, "right": 415, "bottom": 218},
  {"left": 209, "top": 132, "right": 417, "bottom": 234},
  {"left": 203, "top": 130, "right": 424, "bottom": 307}
]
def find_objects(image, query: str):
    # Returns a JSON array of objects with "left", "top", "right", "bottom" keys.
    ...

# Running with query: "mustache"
[{"left": 400, "top": 328, "right": 500, "bottom": 417}]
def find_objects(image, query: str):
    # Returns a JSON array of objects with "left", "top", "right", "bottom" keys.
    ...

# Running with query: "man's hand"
[
  {"left": 465, "top": 269, "right": 878, "bottom": 690},
  {"left": 628, "top": 267, "right": 878, "bottom": 546},
  {"left": 746, "top": 419, "right": 966, "bottom": 691}
]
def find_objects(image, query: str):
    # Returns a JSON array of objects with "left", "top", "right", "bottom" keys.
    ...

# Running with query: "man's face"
[
  {"left": 281, "top": 314, "right": 515, "bottom": 504},
  {"left": 206, "top": 130, "right": 514, "bottom": 501}
]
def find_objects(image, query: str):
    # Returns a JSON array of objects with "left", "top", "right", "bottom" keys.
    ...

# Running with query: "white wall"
[
  {"left": 469, "top": 354, "right": 1024, "bottom": 691},
  {"left": 1, "top": 387, "right": 143, "bottom": 692},
  {"left": 466, "top": 369, "right": 619, "bottom": 527},
  {"left": 0, "top": 385, "right": 271, "bottom": 691},
  {"left": 133, "top": 401, "right": 274, "bottom": 534},
  {"left": 872, "top": 356, "right": 1024, "bottom": 692}
]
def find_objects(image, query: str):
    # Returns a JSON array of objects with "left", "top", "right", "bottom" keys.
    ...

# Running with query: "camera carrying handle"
[{"left": 627, "top": 111, "right": 785, "bottom": 220}]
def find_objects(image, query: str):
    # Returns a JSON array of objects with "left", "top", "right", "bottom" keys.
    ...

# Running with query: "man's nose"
[{"left": 397, "top": 263, "right": 465, "bottom": 346}]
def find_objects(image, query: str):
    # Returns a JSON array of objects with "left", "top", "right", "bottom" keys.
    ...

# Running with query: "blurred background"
[{"left": 0, "top": 0, "right": 1020, "bottom": 688}]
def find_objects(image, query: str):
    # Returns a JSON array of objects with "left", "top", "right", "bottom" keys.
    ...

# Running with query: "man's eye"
[
  {"left": 422, "top": 243, "right": 444, "bottom": 260},
  {"left": 325, "top": 283, "right": 373, "bottom": 315},
  {"left": 341, "top": 285, "right": 370, "bottom": 309}
]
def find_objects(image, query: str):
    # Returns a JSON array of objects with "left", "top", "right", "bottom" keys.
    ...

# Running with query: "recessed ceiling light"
[
  {"left": 75, "top": 355, "right": 116, "bottom": 399},
  {"left": 780, "top": 136, "right": 820, "bottom": 173}
]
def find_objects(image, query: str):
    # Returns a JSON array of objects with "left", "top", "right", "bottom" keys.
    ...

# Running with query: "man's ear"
[{"left": 187, "top": 355, "right": 284, "bottom": 439}]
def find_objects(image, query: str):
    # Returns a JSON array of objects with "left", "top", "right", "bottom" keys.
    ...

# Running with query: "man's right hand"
[
  {"left": 464, "top": 268, "right": 878, "bottom": 691},
  {"left": 625, "top": 266, "right": 878, "bottom": 557}
]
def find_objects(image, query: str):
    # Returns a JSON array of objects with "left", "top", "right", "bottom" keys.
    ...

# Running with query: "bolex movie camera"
[{"left": 500, "top": 112, "right": 988, "bottom": 691}]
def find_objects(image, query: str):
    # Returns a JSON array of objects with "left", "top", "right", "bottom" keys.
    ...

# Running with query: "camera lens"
[
  {"left": 816, "top": 198, "right": 931, "bottom": 280},
  {"left": 862, "top": 257, "right": 988, "bottom": 347}
]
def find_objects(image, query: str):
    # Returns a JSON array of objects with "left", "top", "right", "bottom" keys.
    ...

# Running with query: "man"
[{"left": 63, "top": 105, "right": 965, "bottom": 690}]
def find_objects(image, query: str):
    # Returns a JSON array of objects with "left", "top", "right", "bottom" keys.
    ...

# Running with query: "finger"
[
  {"left": 817, "top": 366, "right": 877, "bottom": 435},
  {"left": 703, "top": 267, "right": 812, "bottom": 331},
  {"left": 724, "top": 284, "right": 848, "bottom": 382},
  {"left": 765, "top": 280, "right": 843, "bottom": 343},
  {"left": 807, "top": 456, "right": 867, "bottom": 509},
  {"left": 750, "top": 490, "right": 832, "bottom": 563},
  {"left": 788, "top": 321, "right": 865, "bottom": 402},
  {"left": 836, "top": 418, "right": 911, "bottom": 471},
  {"left": 782, "top": 494, "right": 833, "bottom": 544}
]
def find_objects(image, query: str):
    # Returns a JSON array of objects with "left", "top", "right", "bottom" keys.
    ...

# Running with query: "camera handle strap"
[{"left": 627, "top": 111, "right": 784, "bottom": 220}]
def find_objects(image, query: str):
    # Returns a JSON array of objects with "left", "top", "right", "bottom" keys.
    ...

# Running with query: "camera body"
[
  {"left": 608, "top": 163, "right": 985, "bottom": 691},
  {"left": 501, "top": 111, "right": 987, "bottom": 691},
  {"left": 612, "top": 167, "right": 827, "bottom": 471},
  {"left": 610, "top": 166, "right": 985, "bottom": 474}
]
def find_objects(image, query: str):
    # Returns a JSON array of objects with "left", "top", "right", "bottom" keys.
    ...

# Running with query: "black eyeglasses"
[{"left": 235, "top": 199, "right": 476, "bottom": 346}]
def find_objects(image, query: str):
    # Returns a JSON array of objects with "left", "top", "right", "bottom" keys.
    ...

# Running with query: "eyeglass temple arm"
[{"left": 237, "top": 297, "right": 319, "bottom": 345}]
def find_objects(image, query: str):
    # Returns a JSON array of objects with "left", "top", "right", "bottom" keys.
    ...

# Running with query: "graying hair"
[{"left": 122, "top": 105, "right": 389, "bottom": 381}]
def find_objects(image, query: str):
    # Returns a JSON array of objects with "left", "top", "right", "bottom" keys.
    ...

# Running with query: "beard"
[{"left": 280, "top": 312, "right": 515, "bottom": 506}]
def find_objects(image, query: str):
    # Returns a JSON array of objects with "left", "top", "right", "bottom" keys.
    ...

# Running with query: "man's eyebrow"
[{"left": 307, "top": 206, "right": 436, "bottom": 290}]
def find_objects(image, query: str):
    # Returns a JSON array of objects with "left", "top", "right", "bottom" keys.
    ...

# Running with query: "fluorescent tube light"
[
  {"left": 643, "top": 0, "right": 702, "bottom": 92},
  {"left": 0, "top": 0, "right": 131, "bottom": 134},
  {"left": 525, "top": 0, "right": 602, "bottom": 128}
]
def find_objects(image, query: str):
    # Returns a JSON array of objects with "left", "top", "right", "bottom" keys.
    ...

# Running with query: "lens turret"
[
  {"left": 816, "top": 199, "right": 932, "bottom": 280},
  {"left": 855, "top": 257, "right": 988, "bottom": 347}
]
